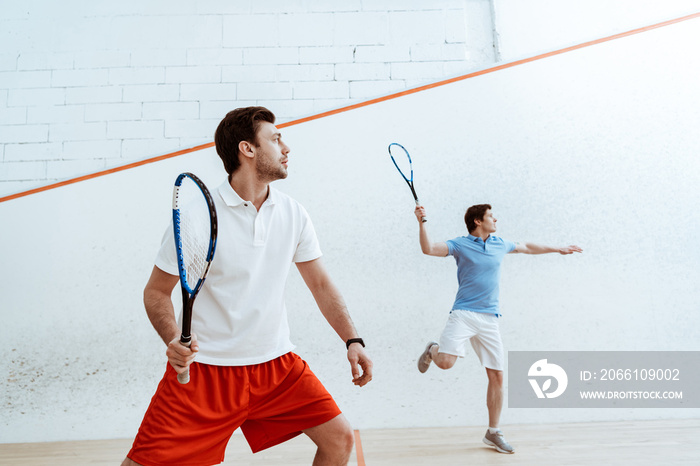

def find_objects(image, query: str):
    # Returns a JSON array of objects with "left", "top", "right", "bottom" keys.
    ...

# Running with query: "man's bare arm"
[
  {"left": 511, "top": 243, "right": 582, "bottom": 255},
  {"left": 415, "top": 205, "right": 449, "bottom": 257},
  {"left": 296, "top": 258, "right": 373, "bottom": 387}
]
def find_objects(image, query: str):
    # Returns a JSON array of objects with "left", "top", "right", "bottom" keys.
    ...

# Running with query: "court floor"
[{"left": 1, "top": 418, "right": 698, "bottom": 465}]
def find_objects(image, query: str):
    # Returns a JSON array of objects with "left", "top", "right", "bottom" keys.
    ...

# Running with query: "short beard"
[{"left": 255, "top": 155, "right": 287, "bottom": 182}]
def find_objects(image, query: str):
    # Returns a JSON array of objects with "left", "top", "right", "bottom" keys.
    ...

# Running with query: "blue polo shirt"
[{"left": 445, "top": 235, "right": 516, "bottom": 316}]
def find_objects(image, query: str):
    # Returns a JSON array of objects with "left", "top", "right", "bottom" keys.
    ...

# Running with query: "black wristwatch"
[{"left": 346, "top": 338, "right": 365, "bottom": 349}]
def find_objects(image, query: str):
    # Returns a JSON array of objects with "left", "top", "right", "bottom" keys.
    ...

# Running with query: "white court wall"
[
  {"left": 4, "top": 0, "right": 700, "bottom": 197},
  {"left": 0, "top": 0, "right": 495, "bottom": 196},
  {"left": 2, "top": 11, "right": 700, "bottom": 444},
  {"left": 493, "top": 0, "right": 700, "bottom": 61}
]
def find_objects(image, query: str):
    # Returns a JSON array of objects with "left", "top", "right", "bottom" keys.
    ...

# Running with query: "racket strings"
[
  {"left": 176, "top": 180, "right": 213, "bottom": 286},
  {"left": 180, "top": 212, "right": 211, "bottom": 283}
]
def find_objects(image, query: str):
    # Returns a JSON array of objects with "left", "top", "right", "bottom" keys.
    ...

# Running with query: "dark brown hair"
[
  {"left": 214, "top": 106, "right": 275, "bottom": 175},
  {"left": 464, "top": 204, "right": 492, "bottom": 233}
]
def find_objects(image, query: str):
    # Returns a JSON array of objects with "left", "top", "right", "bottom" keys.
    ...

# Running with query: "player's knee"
[
  {"left": 487, "top": 369, "right": 504, "bottom": 386},
  {"left": 434, "top": 360, "right": 453, "bottom": 370},
  {"left": 321, "top": 419, "right": 354, "bottom": 455},
  {"left": 321, "top": 427, "right": 354, "bottom": 460},
  {"left": 434, "top": 354, "right": 456, "bottom": 370},
  {"left": 340, "top": 426, "right": 355, "bottom": 453},
  {"left": 334, "top": 421, "right": 354, "bottom": 450}
]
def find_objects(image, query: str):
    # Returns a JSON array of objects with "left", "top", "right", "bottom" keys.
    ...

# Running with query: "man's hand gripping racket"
[
  {"left": 172, "top": 172, "right": 218, "bottom": 384},
  {"left": 388, "top": 143, "right": 426, "bottom": 222}
]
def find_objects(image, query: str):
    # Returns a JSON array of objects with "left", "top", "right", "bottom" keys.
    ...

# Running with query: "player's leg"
[
  {"left": 418, "top": 310, "right": 475, "bottom": 372},
  {"left": 482, "top": 369, "right": 514, "bottom": 453},
  {"left": 417, "top": 340, "right": 459, "bottom": 371},
  {"left": 469, "top": 314, "right": 514, "bottom": 453},
  {"left": 303, "top": 414, "right": 355, "bottom": 466},
  {"left": 430, "top": 343, "right": 458, "bottom": 369},
  {"left": 485, "top": 367, "right": 504, "bottom": 427}
]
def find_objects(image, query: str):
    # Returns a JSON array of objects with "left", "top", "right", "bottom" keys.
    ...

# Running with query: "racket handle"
[
  {"left": 177, "top": 338, "right": 192, "bottom": 385},
  {"left": 177, "top": 369, "right": 190, "bottom": 384},
  {"left": 415, "top": 199, "right": 427, "bottom": 223}
]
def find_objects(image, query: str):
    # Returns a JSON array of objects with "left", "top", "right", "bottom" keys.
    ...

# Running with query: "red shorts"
[{"left": 127, "top": 352, "right": 341, "bottom": 466}]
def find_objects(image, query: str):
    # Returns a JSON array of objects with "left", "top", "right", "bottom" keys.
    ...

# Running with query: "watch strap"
[{"left": 346, "top": 338, "right": 365, "bottom": 349}]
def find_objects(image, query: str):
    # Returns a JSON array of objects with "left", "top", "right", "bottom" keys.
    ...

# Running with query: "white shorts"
[{"left": 438, "top": 310, "right": 504, "bottom": 371}]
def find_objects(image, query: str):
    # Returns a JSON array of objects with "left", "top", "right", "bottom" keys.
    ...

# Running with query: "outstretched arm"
[
  {"left": 296, "top": 257, "right": 373, "bottom": 387},
  {"left": 415, "top": 205, "right": 449, "bottom": 257},
  {"left": 511, "top": 243, "right": 582, "bottom": 255}
]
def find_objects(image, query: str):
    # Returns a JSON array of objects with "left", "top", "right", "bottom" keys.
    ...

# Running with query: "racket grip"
[
  {"left": 415, "top": 199, "right": 427, "bottom": 223},
  {"left": 177, "top": 369, "right": 190, "bottom": 384},
  {"left": 177, "top": 338, "right": 192, "bottom": 385}
]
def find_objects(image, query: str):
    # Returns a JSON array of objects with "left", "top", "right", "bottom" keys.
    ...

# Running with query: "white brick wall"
[
  {"left": 0, "top": 0, "right": 497, "bottom": 195},
  {"left": 0, "top": 71, "right": 52, "bottom": 89},
  {"left": 0, "top": 125, "right": 49, "bottom": 144},
  {"left": 64, "top": 87, "right": 121, "bottom": 105},
  {"left": 84, "top": 103, "right": 142, "bottom": 122},
  {"left": 4, "top": 143, "right": 61, "bottom": 162}
]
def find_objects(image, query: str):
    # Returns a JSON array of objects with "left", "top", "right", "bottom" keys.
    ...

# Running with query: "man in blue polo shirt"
[{"left": 414, "top": 203, "right": 581, "bottom": 454}]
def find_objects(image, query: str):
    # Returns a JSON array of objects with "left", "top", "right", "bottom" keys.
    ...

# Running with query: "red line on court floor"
[
  {"left": 353, "top": 430, "right": 366, "bottom": 466},
  {"left": 1, "top": 11, "right": 698, "bottom": 205}
]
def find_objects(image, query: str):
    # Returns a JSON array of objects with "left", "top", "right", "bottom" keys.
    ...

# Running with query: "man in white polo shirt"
[{"left": 123, "top": 107, "right": 372, "bottom": 466}]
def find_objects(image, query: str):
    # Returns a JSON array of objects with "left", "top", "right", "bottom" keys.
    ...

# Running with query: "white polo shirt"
[{"left": 155, "top": 180, "right": 322, "bottom": 366}]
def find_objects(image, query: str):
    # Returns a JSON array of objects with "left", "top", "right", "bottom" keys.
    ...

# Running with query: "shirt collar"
[
  {"left": 467, "top": 234, "right": 493, "bottom": 244},
  {"left": 217, "top": 180, "right": 277, "bottom": 207}
]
